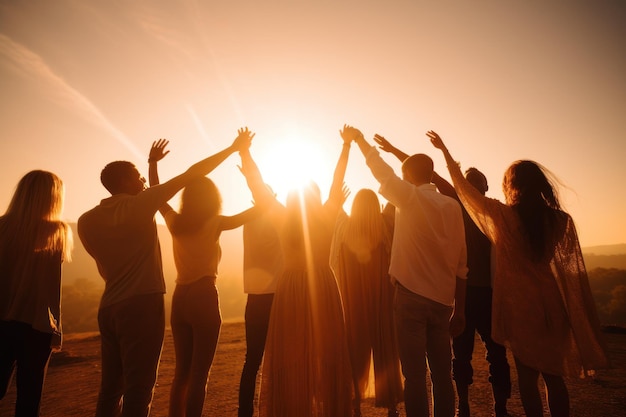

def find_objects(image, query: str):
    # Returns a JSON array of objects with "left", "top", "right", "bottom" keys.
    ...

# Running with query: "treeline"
[
  {"left": 61, "top": 267, "right": 626, "bottom": 334},
  {"left": 589, "top": 268, "right": 626, "bottom": 326},
  {"left": 61, "top": 276, "right": 246, "bottom": 334}
]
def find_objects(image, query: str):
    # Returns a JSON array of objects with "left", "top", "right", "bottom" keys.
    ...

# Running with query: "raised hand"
[
  {"left": 373, "top": 134, "right": 395, "bottom": 153},
  {"left": 233, "top": 127, "right": 255, "bottom": 151},
  {"left": 426, "top": 130, "right": 446, "bottom": 150},
  {"left": 149, "top": 139, "right": 170, "bottom": 163},
  {"left": 339, "top": 124, "right": 362, "bottom": 144},
  {"left": 340, "top": 183, "right": 351, "bottom": 206}
]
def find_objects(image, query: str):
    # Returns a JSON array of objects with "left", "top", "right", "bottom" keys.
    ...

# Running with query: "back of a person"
[
  {"left": 167, "top": 214, "right": 221, "bottom": 285},
  {"left": 77, "top": 194, "right": 165, "bottom": 308}
]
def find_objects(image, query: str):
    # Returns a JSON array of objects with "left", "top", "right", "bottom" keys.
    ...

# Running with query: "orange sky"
[{"left": 1, "top": 1, "right": 625, "bottom": 248}]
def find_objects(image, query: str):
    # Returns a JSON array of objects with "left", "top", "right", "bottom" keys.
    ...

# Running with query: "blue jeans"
[
  {"left": 394, "top": 284, "right": 455, "bottom": 417},
  {"left": 95, "top": 293, "right": 165, "bottom": 417},
  {"left": 0, "top": 320, "right": 52, "bottom": 417},
  {"left": 238, "top": 293, "right": 274, "bottom": 417}
]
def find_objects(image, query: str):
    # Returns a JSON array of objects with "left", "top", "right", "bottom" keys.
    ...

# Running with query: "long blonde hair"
[
  {"left": 342, "top": 189, "right": 390, "bottom": 262},
  {"left": 0, "top": 170, "right": 72, "bottom": 261}
]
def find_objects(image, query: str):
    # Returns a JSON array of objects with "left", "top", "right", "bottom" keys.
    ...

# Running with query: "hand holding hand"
[
  {"left": 339, "top": 124, "right": 362, "bottom": 145},
  {"left": 373, "top": 134, "right": 395, "bottom": 153},
  {"left": 426, "top": 130, "right": 446, "bottom": 151},
  {"left": 149, "top": 139, "right": 170, "bottom": 163},
  {"left": 233, "top": 127, "right": 255, "bottom": 151}
]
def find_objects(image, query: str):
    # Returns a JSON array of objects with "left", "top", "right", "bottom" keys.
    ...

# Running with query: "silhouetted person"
[
  {"left": 77, "top": 131, "right": 252, "bottom": 417},
  {"left": 236, "top": 180, "right": 282, "bottom": 417},
  {"left": 0, "top": 170, "right": 73, "bottom": 417},
  {"left": 248, "top": 126, "right": 353, "bottom": 417},
  {"left": 148, "top": 131, "right": 263, "bottom": 417},
  {"left": 330, "top": 188, "right": 403, "bottom": 417},
  {"left": 374, "top": 135, "right": 511, "bottom": 417},
  {"left": 428, "top": 130, "right": 609, "bottom": 417},
  {"left": 348, "top": 126, "right": 468, "bottom": 417}
]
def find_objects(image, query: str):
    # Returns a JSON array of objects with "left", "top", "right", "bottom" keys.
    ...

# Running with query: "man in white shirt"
[{"left": 346, "top": 126, "right": 467, "bottom": 417}]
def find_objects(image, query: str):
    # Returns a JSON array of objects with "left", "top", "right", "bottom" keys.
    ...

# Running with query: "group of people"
[{"left": 0, "top": 124, "right": 609, "bottom": 417}]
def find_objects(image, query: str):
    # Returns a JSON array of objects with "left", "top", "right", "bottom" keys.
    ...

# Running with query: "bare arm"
[
  {"left": 327, "top": 125, "right": 352, "bottom": 208},
  {"left": 373, "top": 134, "right": 409, "bottom": 162},
  {"left": 219, "top": 207, "right": 261, "bottom": 231},
  {"left": 148, "top": 139, "right": 175, "bottom": 216},
  {"left": 155, "top": 128, "right": 254, "bottom": 203},
  {"left": 431, "top": 171, "right": 458, "bottom": 200}
]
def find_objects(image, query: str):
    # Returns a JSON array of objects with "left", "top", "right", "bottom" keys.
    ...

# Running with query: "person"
[
  {"left": 148, "top": 136, "right": 265, "bottom": 417},
  {"left": 242, "top": 126, "right": 353, "bottom": 417},
  {"left": 0, "top": 170, "right": 73, "bottom": 417},
  {"left": 373, "top": 135, "right": 511, "bottom": 417},
  {"left": 77, "top": 129, "right": 252, "bottom": 417},
  {"left": 237, "top": 185, "right": 283, "bottom": 417},
  {"left": 346, "top": 125, "right": 468, "bottom": 417},
  {"left": 427, "top": 130, "right": 609, "bottom": 417},
  {"left": 330, "top": 188, "right": 403, "bottom": 417}
]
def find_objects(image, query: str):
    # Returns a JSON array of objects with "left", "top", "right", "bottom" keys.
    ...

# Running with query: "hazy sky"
[{"left": 1, "top": 1, "right": 625, "bottom": 248}]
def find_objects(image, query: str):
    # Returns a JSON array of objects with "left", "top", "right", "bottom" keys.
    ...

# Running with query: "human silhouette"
[
  {"left": 373, "top": 135, "right": 511, "bottom": 417},
  {"left": 0, "top": 170, "right": 73, "bottom": 417},
  {"left": 148, "top": 132, "right": 264, "bottom": 417},
  {"left": 77, "top": 129, "right": 252, "bottom": 417},
  {"left": 236, "top": 182, "right": 283, "bottom": 417},
  {"left": 347, "top": 125, "right": 468, "bottom": 417},
  {"left": 241, "top": 126, "right": 353, "bottom": 417},
  {"left": 428, "top": 130, "right": 609, "bottom": 417},
  {"left": 330, "top": 188, "right": 403, "bottom": 417}
]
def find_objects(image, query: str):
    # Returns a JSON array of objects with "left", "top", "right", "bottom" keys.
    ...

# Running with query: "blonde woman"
[
  {"left": 0, "top": 170, "right": 73, "bottom": 417},
  {"left": 331, "top": 188, "right": 403, "bottom": 417}
]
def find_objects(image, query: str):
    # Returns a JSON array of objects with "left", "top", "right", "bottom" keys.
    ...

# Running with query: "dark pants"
[
  {"left": 0, "top": 320, "right": 52, "bottom": 417},
  {"left": 394, "top": 284, "right": 455, "bottom": 417},
  {"left": 452, "top": 286, "right": 511, "bottom": 405},
  {"left": 95, "top": 293, "right": 165, "bottom": 417},
  {"left": 238, "top": 293, "right": 274, "bottom": 417}
]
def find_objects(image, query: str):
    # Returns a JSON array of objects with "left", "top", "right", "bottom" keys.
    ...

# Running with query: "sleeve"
[{"left": 365, "top": 147, "right": 415, "bottom": 209}]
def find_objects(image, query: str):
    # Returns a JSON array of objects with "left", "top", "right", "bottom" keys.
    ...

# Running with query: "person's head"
[
  {"left": 6, "top": 170, "right": 65, "bottom": 221},
  {"left": 2, "top": 170, "right": 71, "bottom": 259},
  {"left": 502, "top": 160, "right": 560, "bottom": 209},
  {"left": 171, "top": 177, "right": 221, "bottom": 235},
  {"left": 401, "top": 154, "right": 434, "bottom": 186},
  {"left": 100, "top": 161, "right": 146, "bottom": 195},
  {"left": 350, "top": 188, "right": 381, "bottom": 219},
  {"left": 465, "top": 167, "right": 488, "bottom": 195},
  {"left": 284, "top": 181, "right": 322, "bottom": 246}
]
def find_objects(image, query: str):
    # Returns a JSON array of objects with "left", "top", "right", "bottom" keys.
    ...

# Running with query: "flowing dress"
[
  {"left": 330, "top": 210, "right": 403, "bottom": 408},
  {"left": 447, "top": 163, "right": 609, "bottom": 377},
  {"left": 259, "top": 203, "right": 353, "bottom": 417}
]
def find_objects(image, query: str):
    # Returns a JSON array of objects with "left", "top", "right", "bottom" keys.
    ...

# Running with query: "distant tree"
[
  {"left": 62, "top": 277, "right": 103, "bottom": 333},
  {"left": 588, "top": 268, "right": 626, "bottom": 325}
]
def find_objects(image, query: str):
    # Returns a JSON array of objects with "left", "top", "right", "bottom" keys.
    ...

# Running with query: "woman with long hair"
[
  {"left": 428, "top": 130, "right": 608, "bottom": 417},
  {"left": 148, "top": 131, "right": 263, "bottom": 417},
  {"left": 331, "top": 189, "right": 403, "bottom": 417},
  {"left": 0, "top": 170, "right": 73, "bottom": 417},
  {"left": 240, "top": 126, "right": 353, "bottom": 417}
]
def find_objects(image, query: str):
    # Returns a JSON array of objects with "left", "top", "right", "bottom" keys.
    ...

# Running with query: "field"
[{"left": 1, "top": 322, "right": 625, "bottom": 416}]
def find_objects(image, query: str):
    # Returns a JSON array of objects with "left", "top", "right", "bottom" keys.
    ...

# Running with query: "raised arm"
[
  {"left": 148, "top": 139, "right": 175, "bottom": 216},
  {"left": 373, "top": 134, "right": 409, "bottom": 162},
  {"left": 327, "top": 125, "right": 352, "bottom": 208},
  {"left": 238, "top": 135, "right": 277, "bottom": 207},
  {"left": 156, "top": 127, "right": 253, "bottom": 201}
]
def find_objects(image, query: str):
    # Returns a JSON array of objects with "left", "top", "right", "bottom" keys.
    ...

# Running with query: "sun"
[{"left": 253, "top": 131, "right": 334, "bottom": 204}]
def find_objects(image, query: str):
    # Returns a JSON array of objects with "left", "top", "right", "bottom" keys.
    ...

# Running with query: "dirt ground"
[{"left": 1, "top": 322, "right": 625, "bottom": 416}]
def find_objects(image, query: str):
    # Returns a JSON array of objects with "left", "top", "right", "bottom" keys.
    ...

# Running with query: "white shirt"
[{"left": 365, "top": 147, "right": 467, "bottom": 306}]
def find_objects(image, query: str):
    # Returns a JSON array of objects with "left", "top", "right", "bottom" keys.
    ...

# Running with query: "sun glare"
[{"left": 254, "top": 133, "right": 332, "bottom": 203}]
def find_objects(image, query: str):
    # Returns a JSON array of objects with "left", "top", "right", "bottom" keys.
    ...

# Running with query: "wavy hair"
[
  {"left": 503, "top": 160, "right": 564, "bottom": 262},
  {"left": 0, "top": 170, "right": 72, "bottom": 261},
  {"left": 169, "top": 177, "right": 221, "bottom": 236}
]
